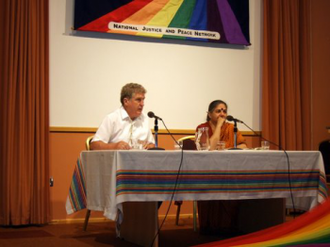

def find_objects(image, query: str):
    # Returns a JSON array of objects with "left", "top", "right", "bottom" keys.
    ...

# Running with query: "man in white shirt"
[{"left": 90, "top": 83, "right": 155, "bottom": 150}]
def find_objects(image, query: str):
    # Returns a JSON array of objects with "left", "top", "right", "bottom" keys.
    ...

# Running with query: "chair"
[
  {"left": 83, "top": 135, "right": 94, "bottom": 231},
  {"left": 85, "top": 135, "right": 94, "bottom": 151},
  {"left": 178, "top": 135, "right": 197, "bottom": 150},
  {"left": 174, "top": 135, "right": 198, "bottom": 231}
]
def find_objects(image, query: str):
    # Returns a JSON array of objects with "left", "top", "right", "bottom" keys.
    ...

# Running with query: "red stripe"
[{"left": 78, "top": 0, "right": 153, "bottom": 32}]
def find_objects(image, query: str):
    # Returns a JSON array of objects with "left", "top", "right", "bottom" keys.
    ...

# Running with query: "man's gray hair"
[{"left": 120, "top": 83, "right": 146, "bottom": 104}]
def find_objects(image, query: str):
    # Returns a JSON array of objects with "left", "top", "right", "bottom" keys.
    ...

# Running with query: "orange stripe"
[{"left": 108, "top": 0, "right": 170, "bottom": 35}]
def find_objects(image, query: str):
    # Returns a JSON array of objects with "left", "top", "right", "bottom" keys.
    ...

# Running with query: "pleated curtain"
[
  {"left": 0, "top": 0, "right": 50, "bottom": 225},
  {"left": 262, "top": 0, "right": 312, "bottom": 151}
]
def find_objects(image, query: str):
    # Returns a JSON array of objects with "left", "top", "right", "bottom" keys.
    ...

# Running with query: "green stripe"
[{"left": 163, "top": 0, "right": 196, "bottom": 40}]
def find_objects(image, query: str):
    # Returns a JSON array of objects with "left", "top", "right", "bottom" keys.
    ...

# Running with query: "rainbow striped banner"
[
  {"left": 194, "top": 196, "right": 330, "bottom": 247},
  {"left": 74, "top": 0, "right": 250, "bottom": 45}
]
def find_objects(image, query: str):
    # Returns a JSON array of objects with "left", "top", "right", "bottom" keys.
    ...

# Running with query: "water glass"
[
  {"left": 130, "top": 139, "right": 145, "bottom": 150},
  {"left": 261, "top": 140, "right": 270, "bottom": 150},
  {"left": 174, "top": 140, "right": 182, "bottom": 150},
  {"left": 195, "top": 127, "right": 210, "bottom": 151},
  {"left": 216, "top": 141, "right": 226, "bottom": 150}
]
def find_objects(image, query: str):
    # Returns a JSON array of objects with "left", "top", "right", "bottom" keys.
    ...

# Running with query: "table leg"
[
  {"left": 237, "top": 198, "right": 285, "bottom": 233},
  {"left": 120, "top": 202, "right": 159, "bottom": 247}
]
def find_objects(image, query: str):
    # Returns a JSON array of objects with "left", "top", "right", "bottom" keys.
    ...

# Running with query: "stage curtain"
[
  {"left": 262, "top": 0, "right": 311, "bottom": 150},
  {"left": 0, "top": 0, "right": 50, "bottom": 225}
]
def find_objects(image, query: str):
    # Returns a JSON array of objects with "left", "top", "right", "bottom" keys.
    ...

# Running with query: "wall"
[{"left": 49, "top": 0, "right": 262, "bottom": 131}]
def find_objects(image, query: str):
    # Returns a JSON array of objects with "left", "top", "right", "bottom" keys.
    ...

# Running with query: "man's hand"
[
  {"left": 114, "top": 141, "right": 131, "bottom": 150},
  {"left": 144, "top": 143, "right": 155, "bottom": 150}
]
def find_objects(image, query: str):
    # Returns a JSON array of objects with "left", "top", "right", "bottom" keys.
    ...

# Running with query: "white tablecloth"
[{"left": 81, "top": 150, "right": 328, "bottom": 221}]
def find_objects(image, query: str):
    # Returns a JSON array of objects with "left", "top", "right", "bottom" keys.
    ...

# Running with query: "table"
[{"left": 80, "top": 150, "right": 328, "bottom": 246}]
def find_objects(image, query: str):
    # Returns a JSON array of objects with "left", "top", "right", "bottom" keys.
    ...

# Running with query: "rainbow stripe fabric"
[
  {"left": 74, "top": 0, "right": 250, "bottom": 45},
  {"left": 194, "top": 196, "right": 330, "bottom": 247},
  {"left": 65, "top": 158, "right": 87, "bottom": 214},
  {"left": 116, "top": 169, "right": 328, "bottom": 201}
]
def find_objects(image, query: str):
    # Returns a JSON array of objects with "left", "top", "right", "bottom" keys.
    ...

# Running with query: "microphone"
[
  {"left": 147, "top": 111, "right": 162, "bottom": 121},
  {"left": 147, "top": 111, "right": 165, "bottom": 151},
  {"left": 226, "top": 115, "right": 243, "bottom": 123}
]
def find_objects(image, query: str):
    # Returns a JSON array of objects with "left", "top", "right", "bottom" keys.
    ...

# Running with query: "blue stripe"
[{"left": 117, "top": 171, "right": 320, "bottom": 176}]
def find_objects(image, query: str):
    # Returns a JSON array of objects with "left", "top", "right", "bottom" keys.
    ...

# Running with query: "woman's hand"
[{"left": 216, "top": 116, "right": 226, "bottom": 129}]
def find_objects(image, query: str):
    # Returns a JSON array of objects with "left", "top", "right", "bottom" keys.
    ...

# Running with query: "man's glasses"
[{"left": 214, "top": 108, "right": 227, "bottom": 114}]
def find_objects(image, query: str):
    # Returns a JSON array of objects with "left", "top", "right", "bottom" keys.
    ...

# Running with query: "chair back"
[
  {"left": 85, "top": 136, "right": 94, "bottom": 150},
  {"left": 178, "top": 135, "right": 197, "bottom": 150}
]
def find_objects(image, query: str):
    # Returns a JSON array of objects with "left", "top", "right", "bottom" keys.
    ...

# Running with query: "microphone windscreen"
[
  {"left": 226, "top": 115, "right": 234, "bottom": 121},
  {"left": 147, "top": 111, "right": 155, "bottom": 118}
]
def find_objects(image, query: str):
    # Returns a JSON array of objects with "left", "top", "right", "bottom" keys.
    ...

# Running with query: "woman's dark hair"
[{"left": 206, "top": 100, "right": 228, "bottom": 121}]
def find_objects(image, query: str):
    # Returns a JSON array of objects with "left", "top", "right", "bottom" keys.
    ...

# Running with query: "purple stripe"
[
  {"left": 207, "top": 0, "right": 227, "bottom": 43},
  {"left": 216, "top": 0, "right": 249, "bottom": 45}
]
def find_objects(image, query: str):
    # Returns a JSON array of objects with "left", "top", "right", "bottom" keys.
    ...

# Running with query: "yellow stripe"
[
  {"left": 124, "top": 0, "right": 170, "bottom": 25},
  {"left": 137, "top": 0, "right": 183, "bottom": 38}
]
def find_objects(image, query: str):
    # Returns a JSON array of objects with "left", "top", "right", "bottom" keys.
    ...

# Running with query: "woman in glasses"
[
  {"left": 196, "top": 100, "right": 247, "bottom": 236},
  {"left": 196, "top": 99, "right": 247, "bottom": 150}
]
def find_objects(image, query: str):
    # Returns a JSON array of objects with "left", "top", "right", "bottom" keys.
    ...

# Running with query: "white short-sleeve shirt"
[{"left": 92, "top": 106, "right": 154, "bottom": 145}]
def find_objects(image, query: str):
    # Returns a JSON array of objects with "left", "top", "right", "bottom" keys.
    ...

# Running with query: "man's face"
[{"left": 123, "top": 93, "right": 145, "bottom": 120}]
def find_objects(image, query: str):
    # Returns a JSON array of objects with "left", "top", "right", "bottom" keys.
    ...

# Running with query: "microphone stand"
[
  {"left": 154, "top": 118, "right": 159, "bottom": 148},
  {"left": 149, "top": 118, "right": 165, "bottom": 150},
  {"left": 229, "top": 120, "right": 242, "bottom": 150}
]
